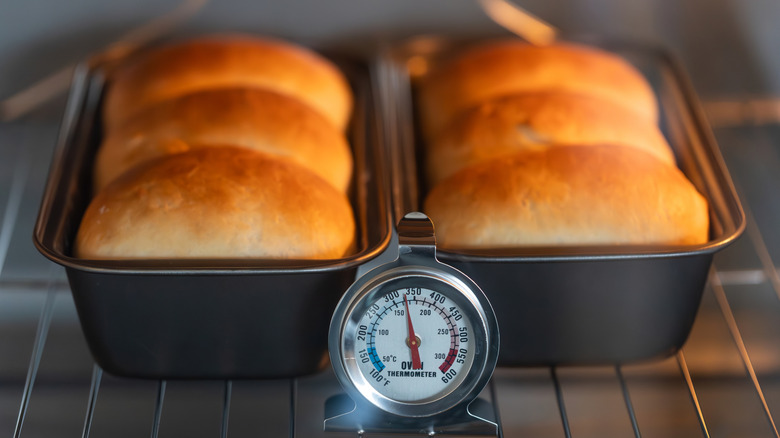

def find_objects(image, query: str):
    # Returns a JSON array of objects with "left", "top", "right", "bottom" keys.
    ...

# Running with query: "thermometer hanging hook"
[{"left": 397, "top": 211, "right": 437, "bottom": 257}]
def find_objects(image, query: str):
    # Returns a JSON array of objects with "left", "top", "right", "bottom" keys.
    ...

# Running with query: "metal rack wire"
[{"left": 2, "top": 109, "right": 779, "bottom": 437}]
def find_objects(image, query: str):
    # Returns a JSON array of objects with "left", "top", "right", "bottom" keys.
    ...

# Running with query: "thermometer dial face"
[
  {"left": 334, "top": 269, "right": 495, "bottom": 417},
  {"left": 353, "top": 286, "right": 475, "bottom": 403}
]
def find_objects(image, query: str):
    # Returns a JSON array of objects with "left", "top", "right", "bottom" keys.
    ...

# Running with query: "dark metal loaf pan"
[
  {"left": 379, "top": 35, "right": 745, "bottom": 365},
  {"left": 33, "top": 54, "right": 392, "bottom": 379}
]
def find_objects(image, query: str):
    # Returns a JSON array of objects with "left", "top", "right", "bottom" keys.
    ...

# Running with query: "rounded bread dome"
[
  {"left": 77, "top": 146, "right": 356, "bottom": 259},
  {"left": 103, "top": 34, "right": 353, "bottom": 131},
  {"left": 427, "top": 91, "right": 674, "bottom": 185},
  {"left": 424, "top": 145, "right": 708, "bottom": 248},
  {"left": 419, "top": 40, "right": 657, "bottom": 140},
  {"left": 95, "top": 87, "right": 352, "bottom": 193}
]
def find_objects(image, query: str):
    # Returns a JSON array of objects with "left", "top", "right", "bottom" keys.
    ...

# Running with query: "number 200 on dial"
[{"left": 352, "top": 287, "right": 475, "bottom": 403}]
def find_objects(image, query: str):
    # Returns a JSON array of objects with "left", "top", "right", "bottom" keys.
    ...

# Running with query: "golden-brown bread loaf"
[
  {"left": 427, "top": 91, "right": 675, "bottom": 185},
  {"left": 76, "top": 147, "right": 356, "bottom": 259},
  {"left": 424, "top": 145, "right": 709, "bottom": 248},
  {"left": 103, "top": 35, "right": 353, "bottom": 131},
  {"left": 94, "top": 87, "right": 353, "bottom": 194},
  {"left": 419, "top": 40, "right": 658, "bottom": 140}
]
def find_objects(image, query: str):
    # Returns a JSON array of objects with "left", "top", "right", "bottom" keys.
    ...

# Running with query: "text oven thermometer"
[{"left": 325, "top": 212, "right": 500, "bottom": 436}]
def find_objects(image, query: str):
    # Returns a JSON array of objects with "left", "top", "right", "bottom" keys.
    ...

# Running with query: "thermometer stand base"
[{"left": 324, "top": 394, "right": 498, "bottom": 436}]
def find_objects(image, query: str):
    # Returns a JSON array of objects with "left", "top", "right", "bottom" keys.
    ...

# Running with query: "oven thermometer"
[{"left": 325, "top": 212, "right": 499, "bottom": 435}]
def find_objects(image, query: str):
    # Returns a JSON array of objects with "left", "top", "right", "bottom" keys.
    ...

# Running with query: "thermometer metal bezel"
[{"left": 330, "top": 261, "right": 498, "bottom": 418}]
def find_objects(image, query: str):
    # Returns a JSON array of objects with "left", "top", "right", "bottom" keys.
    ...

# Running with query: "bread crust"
[
  {"left": 427, "top": 91, "right": 674, "bottom": 185},
  {"left": 77, "top": 147, "right": 356, "bottom": 259},
  {"left": 103, "top": 34, "right": 353, "bottom": 131},
  {"left": 424, "top": 145, "right": 709, "bottom": 248},
  {"left": 419, "top": 40, "right": 657, "bottom": 140},
  {"left": 95, "top": 87, "right": 353, "bottom": 193}
]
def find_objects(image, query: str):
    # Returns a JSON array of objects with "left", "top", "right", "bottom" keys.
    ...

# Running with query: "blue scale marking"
[
  {"left": 366, "top": 347, "right": 384, "bottom": 372},
  {"left": 364, "top": 310, "right": 390, "bottom": 373}
]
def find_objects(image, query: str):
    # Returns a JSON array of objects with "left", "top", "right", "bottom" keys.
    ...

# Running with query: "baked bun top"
[
  {"left": 419, "top": 40, "right": 657, "bottom": 139},
  {"left": 103, "top": 34, "right": 353, "bottom": 131},
  {"left": 77, "top": 146, "right": 356, "bottom": 260},
  {"left": 95, "top": 87, "right": 353, "bottom": 193},
  {"left": 427, "top": 91, "right": 674, "bottom": 185},
  {"left": 424, "top": 145, "right": 708, "bottom": 248}
]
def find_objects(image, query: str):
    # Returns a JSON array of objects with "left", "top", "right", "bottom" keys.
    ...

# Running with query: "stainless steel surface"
[{"left": 327, "top": 212, "right": 498, "bottom": 429}]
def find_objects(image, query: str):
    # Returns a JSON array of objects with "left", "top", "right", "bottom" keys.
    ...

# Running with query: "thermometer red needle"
[{"left": 403, "top": 294, "right": 423, "bottom": 369}]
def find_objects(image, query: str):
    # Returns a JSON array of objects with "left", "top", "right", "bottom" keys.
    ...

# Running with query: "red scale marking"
[
  {"left": 439, "top": 317, "right": 461, "bottom": 373},
  {"left": 439, "top": 331, "right": 460, "bottom": 372},
  {"left": 439, "top": 348, "right": 459, "bottom": 373}
]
